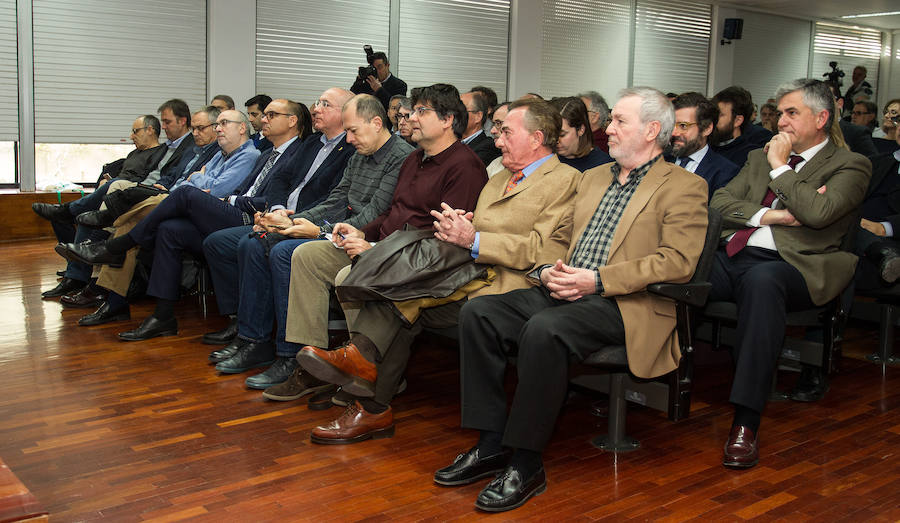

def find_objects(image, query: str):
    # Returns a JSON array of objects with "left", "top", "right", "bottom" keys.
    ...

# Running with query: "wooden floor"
[{"left": 1, "top": 239, "right": 900, "bottom": 522}]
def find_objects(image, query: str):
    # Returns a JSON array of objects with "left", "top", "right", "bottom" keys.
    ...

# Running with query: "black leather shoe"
[
  {"left": 215, "top": 341, "right": 275, "bottom": 374},
  {"left": 41, "top": 277, "right": 85, "bottom": 298},
  {"left": 32, "top": 202, "right": 74, "bottom": 223},
  {"left": 475, "top": 465, "right": 547, "bottom": 512},
  {"left": 209, "top": 338, "right": 247, "bottom": 363},
  {"left": 790, "top": 364, "right": 829, "bottom": 402},
  {"left": 866, "top": 241, "right": 900, "bottom": 284},
  {"left": 78, "top": 302, "right": 130, "bottom": 326},
  {"left": 75, "top": 209, "right": 115, "bottom": 229},
  {"left": 434, "top": 447, "right": 512, "bottom": 486},
  {"left": 202, "top": 316, "right": 238, "bottom": 345},
  {"left": 60, "top": 240, "right": 126, "bottom": 268},
  {"left": 60, "top": 285, "right": 107, "bottom": 308},
  {"left": 245, "top": 357, "right": 299, "bottom": 390},
  {"left": 118, "top": 316, "right": 178, "bottom": 341}
]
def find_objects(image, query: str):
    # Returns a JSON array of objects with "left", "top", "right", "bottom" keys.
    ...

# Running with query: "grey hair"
[
  {"left": 774, "top": 78, "right": 835, "bottom": 134},
  {"left": 578, "top": 90, "right": 610, "bottom": 122},
  {"left": 197, "top": 105, "right": 221, "bottom": 123},
  {"left": 617, "top": 86, "right": 675, "bottom": 148},
  {"left": 235, "top": 110, "right": 253, "bottom": 138}
]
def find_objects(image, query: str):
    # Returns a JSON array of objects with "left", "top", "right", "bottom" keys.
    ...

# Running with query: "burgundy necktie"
[{"left": 726, "top": 154, "right": 804, "bottom": 257}]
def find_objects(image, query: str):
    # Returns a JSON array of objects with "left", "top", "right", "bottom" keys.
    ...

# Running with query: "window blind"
[
  {"left": 0, "top": 0, "right": 17, "bottom": 141},
  {"left": 812, "top": 21, "right": 883, "bottom": 102}
]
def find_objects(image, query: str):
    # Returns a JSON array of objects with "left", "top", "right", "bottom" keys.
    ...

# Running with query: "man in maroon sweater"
[{"left": 277, "top": 84, "right": 486, "bottom": 435}]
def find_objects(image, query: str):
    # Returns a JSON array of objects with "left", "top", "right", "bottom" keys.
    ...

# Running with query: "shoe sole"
[
  {"left": 475, "top": 480, "right": 547, "bottom": 512},
  {"left": 58, "top": 244, "right": 125, "bottom": 268},
  {"left": 263, "top": 383, "right": 335, "bottom": 402},
  {"left": 723, "top": 458, "right": 759, "bottom": 469},
  {"left": 309, "top": 424, "right": 394, "bottom": 445},
  {"left": 215, "top": 359, "right": 275, "bottom": 374},
  {"left": 118, "top": 329, "right": 178, "bottom": 341},
  {"left": 78, "top": 313, "right": 130, "bottom": 326},
  {"left": 296, "top": 350, "right": 376, "bottom": 398},
  {"left": 61, "top": 300, "right": 105, "bottom": 309},
  {"left": 434, "top": 468, "right": 505, "bottom": 487},
  {"left": 202, "top": 333, "right": 237, "bottom": 345}
]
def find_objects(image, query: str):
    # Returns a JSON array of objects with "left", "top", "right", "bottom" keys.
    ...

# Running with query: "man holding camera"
[{"left": 350, "top": 50, "right": 407, "bottom": 111}]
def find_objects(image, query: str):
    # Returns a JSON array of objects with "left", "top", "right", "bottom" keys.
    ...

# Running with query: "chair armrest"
[{"left": 647, "top": 282, "right": 711, "bottom": 307}]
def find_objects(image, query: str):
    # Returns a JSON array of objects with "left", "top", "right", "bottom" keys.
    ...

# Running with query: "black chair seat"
[
  {"left": 704, "top": 301, "right": 828, "bottom": 326},
  {"left": 582, "top": 345, "right": 628, "bottom": 367}
]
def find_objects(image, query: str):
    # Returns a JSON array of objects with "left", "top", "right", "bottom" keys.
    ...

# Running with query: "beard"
[
  {"left": 671, "top": 134, "right": 705, "bottom": 158},
  {"left": 710, "top": 120, "right": 735, "bottom": 145}
]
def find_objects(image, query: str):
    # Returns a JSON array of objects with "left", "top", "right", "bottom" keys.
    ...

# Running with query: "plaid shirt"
[{"left": 569, "top": 155, "right": 661, "bottom": 287}]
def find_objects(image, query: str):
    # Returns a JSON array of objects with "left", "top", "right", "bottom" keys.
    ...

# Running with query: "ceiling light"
[{"left": 841, "top": 11, "right": 900, "bottom": 19}]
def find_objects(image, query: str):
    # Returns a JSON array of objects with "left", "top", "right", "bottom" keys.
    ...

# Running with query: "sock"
[
  {"left": 107, "top": 291, "right": 128, "bottom": 311},
  {"left": 349, "top": 334, "right": 378, "bottom": 363},
  {"left": 732, "top": 405, "right": 761, "bottom": 433},
  {"left": 153, "top": 298, "right": 176, "bottom": 321},
  {"left": 476, "top": 430, "right": 504, "bottom": 456},
  {"left": 359, "top": 398, "right": 388, "bottom": 414},
  {"left": 509, "top": 448, "right": 543, "bottom": 477},
  {"left": 105, "top": 234, "right": 137, "bottom": 254}
]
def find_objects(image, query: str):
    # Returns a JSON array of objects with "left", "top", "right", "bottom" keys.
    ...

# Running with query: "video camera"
[
  {"left": 823, "top": 61, "right": 845, "bottom": 89},
  {"left": 358, "top": 45, "right": 377, "bottom": 80}
]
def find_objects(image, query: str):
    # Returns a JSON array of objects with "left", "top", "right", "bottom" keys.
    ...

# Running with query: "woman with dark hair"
[{"left": 550, "top": 97, "right": 612, "bottom": 172}]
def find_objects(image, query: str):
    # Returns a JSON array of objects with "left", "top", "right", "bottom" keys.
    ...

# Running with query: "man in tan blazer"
[
  {"left": 709, "top": 79, "right": 871, "bottom": 470},
  {"left": 297, "top": 99, "right": 581, "bottom": 444},
  {"left": 432, "top": 87, "right": 708, "bottom": 513}
]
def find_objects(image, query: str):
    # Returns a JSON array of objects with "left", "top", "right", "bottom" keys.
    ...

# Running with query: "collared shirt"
[
  {"left": 471, "top": 153, "right": 554, "bottom": 257},
  {"left": 568, "top": 155, "right": 659, "bottom": 290},
  {"left": 171, "top": 142, "right": 218, "bottom": 188},
  {"left": 228, "top": 135, "right": 299, "bottom": 205},
  {"left": 462, "top": 129, "right": 483, "bottom": 145},
  {"left": 676, "top": 144, "right": 710, "bottom": 174},
  {"left": 283, "top": 131, "right": 347, "bottom": 212},
  {"left": 740, "top": 138, "right": 830, "bottom": 251},
  {"left": 166, "top": 130, "right": 191, "bottom": 149},
  {"left": 182, "top": 139, "right": 261, "bottom": 198}
]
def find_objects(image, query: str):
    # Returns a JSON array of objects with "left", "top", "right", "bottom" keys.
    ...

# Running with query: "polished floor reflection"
[{"left": 0, "top": 239, "right": 898, "bottom": 521}]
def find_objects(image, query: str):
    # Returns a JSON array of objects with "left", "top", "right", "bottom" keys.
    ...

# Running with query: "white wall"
[
  {"left": 507, "top": 0, "right": 542, "bottom": 99},
  {"left": 207, "top": 0, "right": 255, "bottom": 110}
]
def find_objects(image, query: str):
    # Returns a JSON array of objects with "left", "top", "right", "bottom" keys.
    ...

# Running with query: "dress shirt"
[
  {"left": 166, "top": 131, "right": 191, "bottom": 149},
  {"left": 739, "top": 138, "right": 830, "bottom": 251},
  {"left": 471, "top": 153, "right": 554, "bottom": 257},
  {"left": 280, "top": 132, "right": 346, "bottom": 212},
  {"left": 228, "top": 135, "right": 298, "bottom": 205},
  {"left": 181, "top": 139, "right": 261, "bottom": 198},
  {"left": 676, "top": 144, "right": 710, "bottom": 174},
  {"left": 462, "top": 129, "right": 484, "bottom": 145}
]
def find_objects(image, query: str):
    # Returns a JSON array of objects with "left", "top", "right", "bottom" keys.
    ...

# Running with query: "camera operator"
[{"left": 350, "top": 50, "right": 407, "bottom": 113}]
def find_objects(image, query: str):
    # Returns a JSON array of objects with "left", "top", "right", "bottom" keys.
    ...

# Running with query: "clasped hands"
[
  {"left": 430, "top": 202, "right": 475, "bottom": 248},
  {"left": 253, "top": 209, "right": 320, "bottom": 239},
  {"left": 540, "top": 260, "right": 597, "bottom": 301}
]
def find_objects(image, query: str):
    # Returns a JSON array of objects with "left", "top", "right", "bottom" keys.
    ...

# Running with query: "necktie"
[
  {"left": 247, "top": 150, "right": 280, "bottom": 197},
  {"left": 504, "top": 170, "right": 525, "bottom": 195},
  {"left": 678, "top": 157, "right": 690, "bottom": 168},
  {"left": 726, "top": 154, "right": 803, "bottom": 257}
]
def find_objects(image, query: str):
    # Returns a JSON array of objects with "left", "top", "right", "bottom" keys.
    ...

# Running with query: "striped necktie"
[{"left": 247, "top": 150, "right": 280, "bottom": 197}]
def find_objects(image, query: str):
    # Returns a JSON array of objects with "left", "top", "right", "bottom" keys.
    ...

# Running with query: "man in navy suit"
[{"left": 671, "top": 92, "right": 740, "bottom": 200}]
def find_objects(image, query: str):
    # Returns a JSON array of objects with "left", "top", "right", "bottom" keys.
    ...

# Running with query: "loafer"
[
  {"left": 202, "top": 316, "right": 238, "bottom": 345},
  {"left": 475, "top": 465, "right": 547, "bottom": 512},
  {"left": 790, "top": 364, "right": 829, "bottom": 402},
  {"left": 723, "top": 425, "right": 759, "bottom": 469},
  {"left": 310, "top": 401, "right": 394, "bottom": 445},
  {"left": 41, "top": 277, "right": 86, "bottom": 298},
  {"left": 297, "top": 342, "right": 377, "bottom": 398},
  {"left": 118, "top": 316, "right": 178, "bottom": 341},
  {"left": 245, "top": 357, "right": 299, "bottom": 390},
  {"left": 78, "top": 302, "right": 130, "bottom": 326},
  {"left": 75, "top": 209, "right": 115, "bottom": 229},
  {"left": 32, "top": 202, "right": 74, "bottom": 223},
  {"left": 435, "top": 447, "right": 512, "bottom": 486},
  {"left": 209, "top": 338, "right": 247, "bottom": 363},
  {"left": 60, "top": 285, "right": 107, "bottom": 308},
  {"left": 263, "top": 366, "right": 333, "bottom": 401},
  {"left": 59, "top": 240, "right": 126, "bottom": 268},
  {"left": 215, "top": 341, "right": 275, "bottom": 374}
]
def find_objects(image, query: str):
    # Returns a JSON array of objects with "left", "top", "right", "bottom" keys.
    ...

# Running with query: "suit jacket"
[
  {"left": 251, "top": 132, "right": 274, "bottom": 153},
  {"left": 694, "top": 148, "right": 740, "bottom": 200},
  {"left": 473, "top": 155, "right": 580, "bottom": 297},
  {"left": 711, "top": 140, "right": 871, "bottom": 305},
  {"left": 551, "top": 159, "right": 708, "bottom": 378},
  {"left": 839, "top": 119, "right": 878, "bottom": 157},
  {"left": 465, "top": 131, "right": 501, "bottom": 167},
  {"left": 265, "top": 133, "right": 356, "bottom": 213},
  {"left": 152, "top": 133, "right": 196, "bottom": 186},
  {"left": 350, "top": 74, "right": 407, "bottom": 109},
  {"left": 862, "top": 152, "right": 900, "bottom": 231},
  {"left": 232, "top": 136, "right": 306, "bottom": 214},
  {"left": 873, "top": 137, "right": 899, "bottom": 155}
]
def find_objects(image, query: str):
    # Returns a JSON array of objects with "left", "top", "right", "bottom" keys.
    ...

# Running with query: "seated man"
[
  {"left": 245, "top": 94, "right": 274, "bottom": 152},
  {"left": 709, "top": 79, "right": 870, "bottom": 469},
  {"left": 711, "top": 86, "right": 772, "bottom": 167},
  {"left": 669, "top": 92, "right": 740, "bottom": 199},
  {"left": 297, "top": 98, "right": 581, "bottom": 444},
  {"left": 434, "top": 87, "right": 708, "bottom": 512},
  {"left": 460, "top": 91, "right": 501, "bottom": 166},
  {"left": 855, "top": 130, "right": 900, "bottom": 290},
  {"left": 59, "top": 109, "right": 264, "bottom": 339},
  {"left": 204, "top": 93, "right": 412, "bottom": 391}
]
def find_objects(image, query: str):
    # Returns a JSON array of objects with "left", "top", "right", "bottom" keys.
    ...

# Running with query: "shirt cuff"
[
  {"left": 270, "top": 205, "right": 286, "bottom": 212},
  {"left": 747, "top": 207, "right": 769, "bottom": 227},
  {"left": 769, "top": 165, "right": 791, "bottom": 179},
  {"left": 595, "top": 271, "right": 604, "bottom": 295},
  {"left": 883, "top": 221, "right": 894, "bottom": 237},
  {"left": 470, "top": 232, "right": 480, "bottom": 259}
]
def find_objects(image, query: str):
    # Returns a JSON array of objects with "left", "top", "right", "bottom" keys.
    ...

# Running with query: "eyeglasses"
[
  {"left": 411, "top": 106, "right": 436, "bottom": 117},
  {"left": 491, "top": 119, "right": 504, "bottom": 129},
  {"left": 313, "top": 99, "right": 332, "bottom": 109},
  {"left": 674, "top": 122, "right": 699, "bottom": 131},
  {"left": 215, "top": 119, "right": 241, "bottom": 129},
  {"left": 264, "top": 111, "right": 292, "bottom": 120},
  {"left": 131, "top": 126, "right": 149, "bottom": 134},
  {"left": 397, "top": 112, "right": 412, "bottom": 121},
  {"left": 193, "top": 123, "right": 216, "bottom": 132}
]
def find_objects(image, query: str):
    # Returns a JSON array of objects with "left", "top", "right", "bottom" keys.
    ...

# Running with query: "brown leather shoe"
[
  {"left": 723, "top": 425, "right": 759, "bottom": 469},
  {"left": 310, "top": 401, "right": 394, "bottom": 445},
  {"left": 297, "top": 342, "right": 377, "bottom": 397}
]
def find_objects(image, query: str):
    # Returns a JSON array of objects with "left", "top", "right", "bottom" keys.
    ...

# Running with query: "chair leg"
[
  {"left": 867, "top": 303, "right": 897, "bottom": 367},
  {"left": 591, "top": 373, "right": 640, "bottom": 452},
  {"left": 197, "top": 268, "right": 209, "bottom": 318}
]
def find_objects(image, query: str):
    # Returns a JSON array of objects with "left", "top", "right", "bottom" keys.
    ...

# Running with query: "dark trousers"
[
  {"left": 68, "top": 178, "right": 116, "bottom": 216},
  {"left": 64, "top": 226, "right": 108, "bottom": 282},
  {"left": 854, "top": 226, "right": 897, "bottom": 291},
  {"left": 130, "top": 185, "right": 246, "bottom": 301},
  {"left": 202, "top": 225, "right": 254, "bottom": 315},
  {"left": 708, "top": 247, "right": 814, "bottom": 413},
  {"left": 460, "top": 286, "right": 625, "bottom": 452}
]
